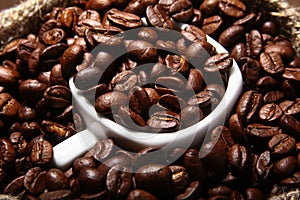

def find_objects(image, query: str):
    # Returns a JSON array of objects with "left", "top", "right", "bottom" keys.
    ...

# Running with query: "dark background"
[{"left": 1, "top": 0, "right": 300, "bottom": 10}]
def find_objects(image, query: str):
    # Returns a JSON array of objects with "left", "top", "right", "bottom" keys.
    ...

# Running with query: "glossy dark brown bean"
[
  {"left": 219, "top": 26, "right": 245, "bottom": 48},
  {"left": 175, "top": 181, "right": 201, "bottom": 200},
  {"left": 3, "top": 175, "right": 25, "bottom": 195},
  {"left": 228, "top": 144, "right": 250, "bottom": 174},
  {"left": 204, "top": 53, "right": 233, "bottom": 73},
  {"left": 268, "top": 134, "right": 296, "bottom": 157},
  {"left": 255, "top": 76, "right": 279, "bottom": 94},
  {"left": 95, "top": 92, "right": 128, "bottom": 115},
  {"left": 229, "top": 114, "right": 248, "bottom": 145},
  {"left": 106, "top": 165, "right": 132, "bottom": 198},
  {"left": 180, "top": 105, "right": 203, "bottom": 128},
  {"left": 129, "top": 86, "right": 150, "bottom": 119},
  {"left": 202, "top": 15, "right": 223, "bottom": 37},
  {"left": 233, "top": 13, "right": 257, "bottom": 31},
  {"left": 236, "top": 90, "right": 263, "bottom": 123},
  {"left": 165, "top": 55, "right": 189, "bottom": 74},
  {"left": 60, "top": 44, "right": 84, "bottom": 79},
  {"left": 230, "top": 43, "right": 246, "bottom": 64},
  {"left": 183, "top": 149, "right": 207, "bottom": 183},
  {"left": 124, "top": 0, "right": 157, "bottom": 17},
  {"left": 87, "top": 139, "right": 114, "bottom": 161},
  {"left": 146, "top": 5, "right": 174, "bottom": 29},
  {"left": 41, "top": 120, "right": 72, "bottom": 144},
  {"left": 265, "top": 44, "right": 294, "bottom": 61},
  {"left": 259, "top": 103, "right": 283, "bottom": 124},
  {"left": 273, "top": 156, "right": 297, "bottom": 178},
  {"left": 111, "top": 70, "right": 137, "bottom": 92},
  {"left": 186, "top": 69, "right": 204, "bottom": 94},
  {"left": 46, "top": 169, "right": 69, "bottom": 191},
  {"left": 253, "top": 151, "right": 272, "bottom": 182},
  {"left": 117, "top": 105, "right": 146, "bottom": 128},
  {"left": 78, "top": 10, "right": 101, "bottom": 22},
  {"left": 42, "top": 28, "right": 66, "bottom": 45},
  {"left": 126, "top": 189, "right": 158, "bottom": 200},
  {"left": 169, "top": 0, "right": 193, "bottom": 22},
  {"left": 260, "top": 52, "right": 284, "bottom": 75},
  {"left": 135, "top": 164, "right": 172, "bottom": 196},
  {"left": 0, "top": 138, "right": 16, "bottom": 169},
  {"left": 127, "top": 40, "right": 158, "bottom": 63},
  {"left": 79, "top": 167, "right": 105, "bottom": 193},
  {"left": 218, "top": 0, "right": 246, "bottom": 18},
  {"left": 44, "top": 85, "right": 72, "bottom": 109},
  {"left": 72, "top": 157, "right": 96, "bottom": 177},
  {"left": 38, "top": 190, "right": 72, "bottom": 200},
  {"left": 0, "top": 65, "right": 21, "bottom": 87},
  {"left": 247, "top": 124, "right": 282, "bottom": 143},
  {"left": 246, "top": 30, "right": 262, "bottom": 58},
  {"left": 105, "top": 8, "right": 142, "bottom": 28},
  {"left": 283, "top": 68, "right": 300, "bottom": 82},
  {"left": 245, "top": 188, "right": 264, "bottom": 200},
  {"left": 147, "top": 111, "right": 180, "bottom": 132},
  {"left": 263, "top": 91, "right": 285, "bottom": 104},
  {"left": 30, "top": 139, "right": 53, "bottom": 165},
  {"left": 24, "top": 167, "right": 47, "bottom": 194},
  {"left": 19, "top": 80, "right": 47, "bottom": 102}
]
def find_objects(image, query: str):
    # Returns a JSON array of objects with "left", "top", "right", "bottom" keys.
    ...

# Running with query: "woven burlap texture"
[{"left": 0, "top": 0, "right": 75, "bottom": 48}]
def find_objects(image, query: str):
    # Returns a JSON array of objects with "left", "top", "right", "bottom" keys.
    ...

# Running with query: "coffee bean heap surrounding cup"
[{"left": 0, "top": 0, "right": 300, "bottom": 199}]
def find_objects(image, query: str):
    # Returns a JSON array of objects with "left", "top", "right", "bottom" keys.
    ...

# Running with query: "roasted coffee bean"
[
  {"left": 233, "top": 13, "right": 257, "bottom": 31},
  {"left": 117, "top": 105, "right": 146, "bottom": 128},
  {"left": 175, "top": 181, "right": 201, "bottom": 200},
  {"left": 60, "top": 44, "right": 84, "bottom": 79},
  {"left": 281, "top": 80, "right": 299, "bottom": 99},
  {"left": 73, "top": 157, "right": 96, "bottom": 177},
  {"left": 146, "top": 4, "right": 174, "bottom": 29},
  {"left": 183, "top": 28, "right": 205, "bottom": 46},
  {"left": 0, "top": 138, "right": 16, "bottom": 169},
  {"left": 202, "top": 15, "right": 223, "bottom": 37},
  {"left": 268, "top": 134, "right": 296, "bottom": 157},
  {"left": 255, "top": 76, "right": 279, "bottom": 94},
  {"left": 106, "top": 165, "right": 132, "bottom": 198},
  {"left": 95, "top": 92, "right": 128, "bottom": 115},
  {"left": 46, "top": 168, "right": 69, "bottom": 191},
  {"left": 165, "top": 55, "right": 189, "bottom": 74},
  {"left": 218, "top": 0, "right": 246, "bottom": 18},
  {"left": 262, "top": 21, "right": 278, "bottom": 36},
  {"left": 74, "top": 66, "right": 103, "bottom": 90},
  {"left": 204, "top": 53, "right": 233, "bottom": 73},
  {"left": 229, "top": 114, "right": 248, "bottom": 144},
  {"left": 191, "top": 9, "right": 203, "bottom": 26},
  {"left": 169, "top": 0, "right": 193, "bottom": 22},
  {"left": 24, "top": 167, "right": 47, "bottom": 194},
  {"left": 185, "top": 40, "right": 216, "bottom": 65},
  {"left": 105, "top": 8, "right": 142, "bottom": 28},
  {"left": 41, "top": 120, "right": 73, "bottom": 144},
  {"left": 78, "top": 10, "right": 101, "bottom": 22},
  {"left": 79, "top": 167, "right": 105, "bottom": 193},
  {"left": 80, "top": 190, "right": 107, "bottom": 200},
  {"left": 38, "top": 190, "right": 72, "bottom": 200},
  {"left": 44, "top": 85, "right": 72, "bottom": 109},
  {"left": 3, "top": 175, "right": 25, "bottom": 195},
  {"left": 283, "top": 68, "right": 300, "bottom": 82},
  {"left": 138, "top": 27, "right": 158, "bottom": 42},
  {"left": 265, "top": 44, "right": 294, "bottom": 61},
  {"left": 127, "top": 40, "right": 158, "bottom": 63},
  {"left": 186, "top": 69, "right": 204, "bottom": 94},
  {"left": 30, "top": 138, "right": 53, "bottom": 165},
  {"left": 263, "top": 91, "right": 285, "bottom": 104},
  {"left": 184, "top": 148, "right": 207, "bottom": 183},
  {"left": 230, "top": 43, "right": 247, "bottom": 64},
  {"left": 280, "top": 171, "right": 300, "bottom": 186},
  {"left": 135, "top": 164, "right": 172, "bottom": 196},
  {"left": 159, "top": 94, "right": 186, "bottom": 114},
  {"left": 200, "top": 0, "right": 219, "bottom": 16},
  {"left": 181, "top": 105, "right": 203, "bottom": 128},
  {"left": 260, "top": 52, "right": 284, "bottom": 75},
  {"left": 283, "top": 99, "right": 300, "bottom": 117},
  {"left": 18, "top": 105, "right": 36, "bottom": 122},
  {"left": 228, "top": 144, "right": 250, "bottom": 174},
  {"left": 0, "top": 65, "right": 21, "bottom": 87},
  {"left": 208, "top": 186, "right": 233, "bottom": 197},
  {"left": 19, "top": 80, "right": 47, "bottom": 102},
  {"left": 58, "top": 8, "right": 78, "bottom": 30},
  {"left": 156, "top": 40, "right": 177, "bottom": 54},
  {"left": 50, "top": 64, "right": 68, "bottom": 87},
  {"left": 126, "top": 189, "right": 158, "bottom": 200},
  {"left": 9, "top": 132, "right": 27, "bottom": 157},
  {"left": 245, "top": 188, "right": 264, "bottom": 200},
  {"left": 85, "top": 0, "right": 114, "bottom": 13},
  {"left": 20, "top": 122, "right": 40, "bottom": 140},
  {"left": 168, "top": 165, "right": 189, "bottom": 194},
  {"left": 259, "top": 103, "right": 283, "bottom": 124},
  {"left": 246, "top": 124, "right": 282, "bottom": 143},
  {"left": 124, "top": 0, "right": 157, "bottom": 17},
  {"left": 219, "top": 26, "right": 245, "bottom": 48},
  {"left": 236, "top": 90, "right": 263, "bottom": 123},
  {"left": 74, "top": 19, "right": 102, "bottom": 37},
  {"left": 246, "top": 30, "right": 262, "bottom": 58},
  {"left": 42, "top": 28, "right": 66, "bottom": 45},
  {"left": 273, "top": 156, "right": 297, "bottom": 178},
  {"left": 253, "top": 151, "right": 273, "bottom": 183},
  {"left": 147, "top": 111, "right": 180, "bottom": 132},
  {"left": 188, "top": 91, "right": 212, "bottom": 111},
  {"left": 156, "top": 76, "right": 185, "bottom": 91},
  {"left": 86, "top": 139, "right": 114, "bottom": 161}
]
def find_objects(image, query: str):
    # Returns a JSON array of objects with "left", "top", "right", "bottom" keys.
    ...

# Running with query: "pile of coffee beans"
[
  {"left": 0, "top": 0, "right": 299, "bottom": 199},
  {"left": 73, "top": 25, "right": 232, "bottom": 132}
]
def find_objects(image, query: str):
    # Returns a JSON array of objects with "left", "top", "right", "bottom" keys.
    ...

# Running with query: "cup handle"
[{"left": 51, "top": 128, "right": 99, "bottom": 170}]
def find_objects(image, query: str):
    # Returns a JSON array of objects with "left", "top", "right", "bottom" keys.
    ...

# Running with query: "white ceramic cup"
[{"left": 51, "top": 34, "right": 243, "bottom": 170}]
